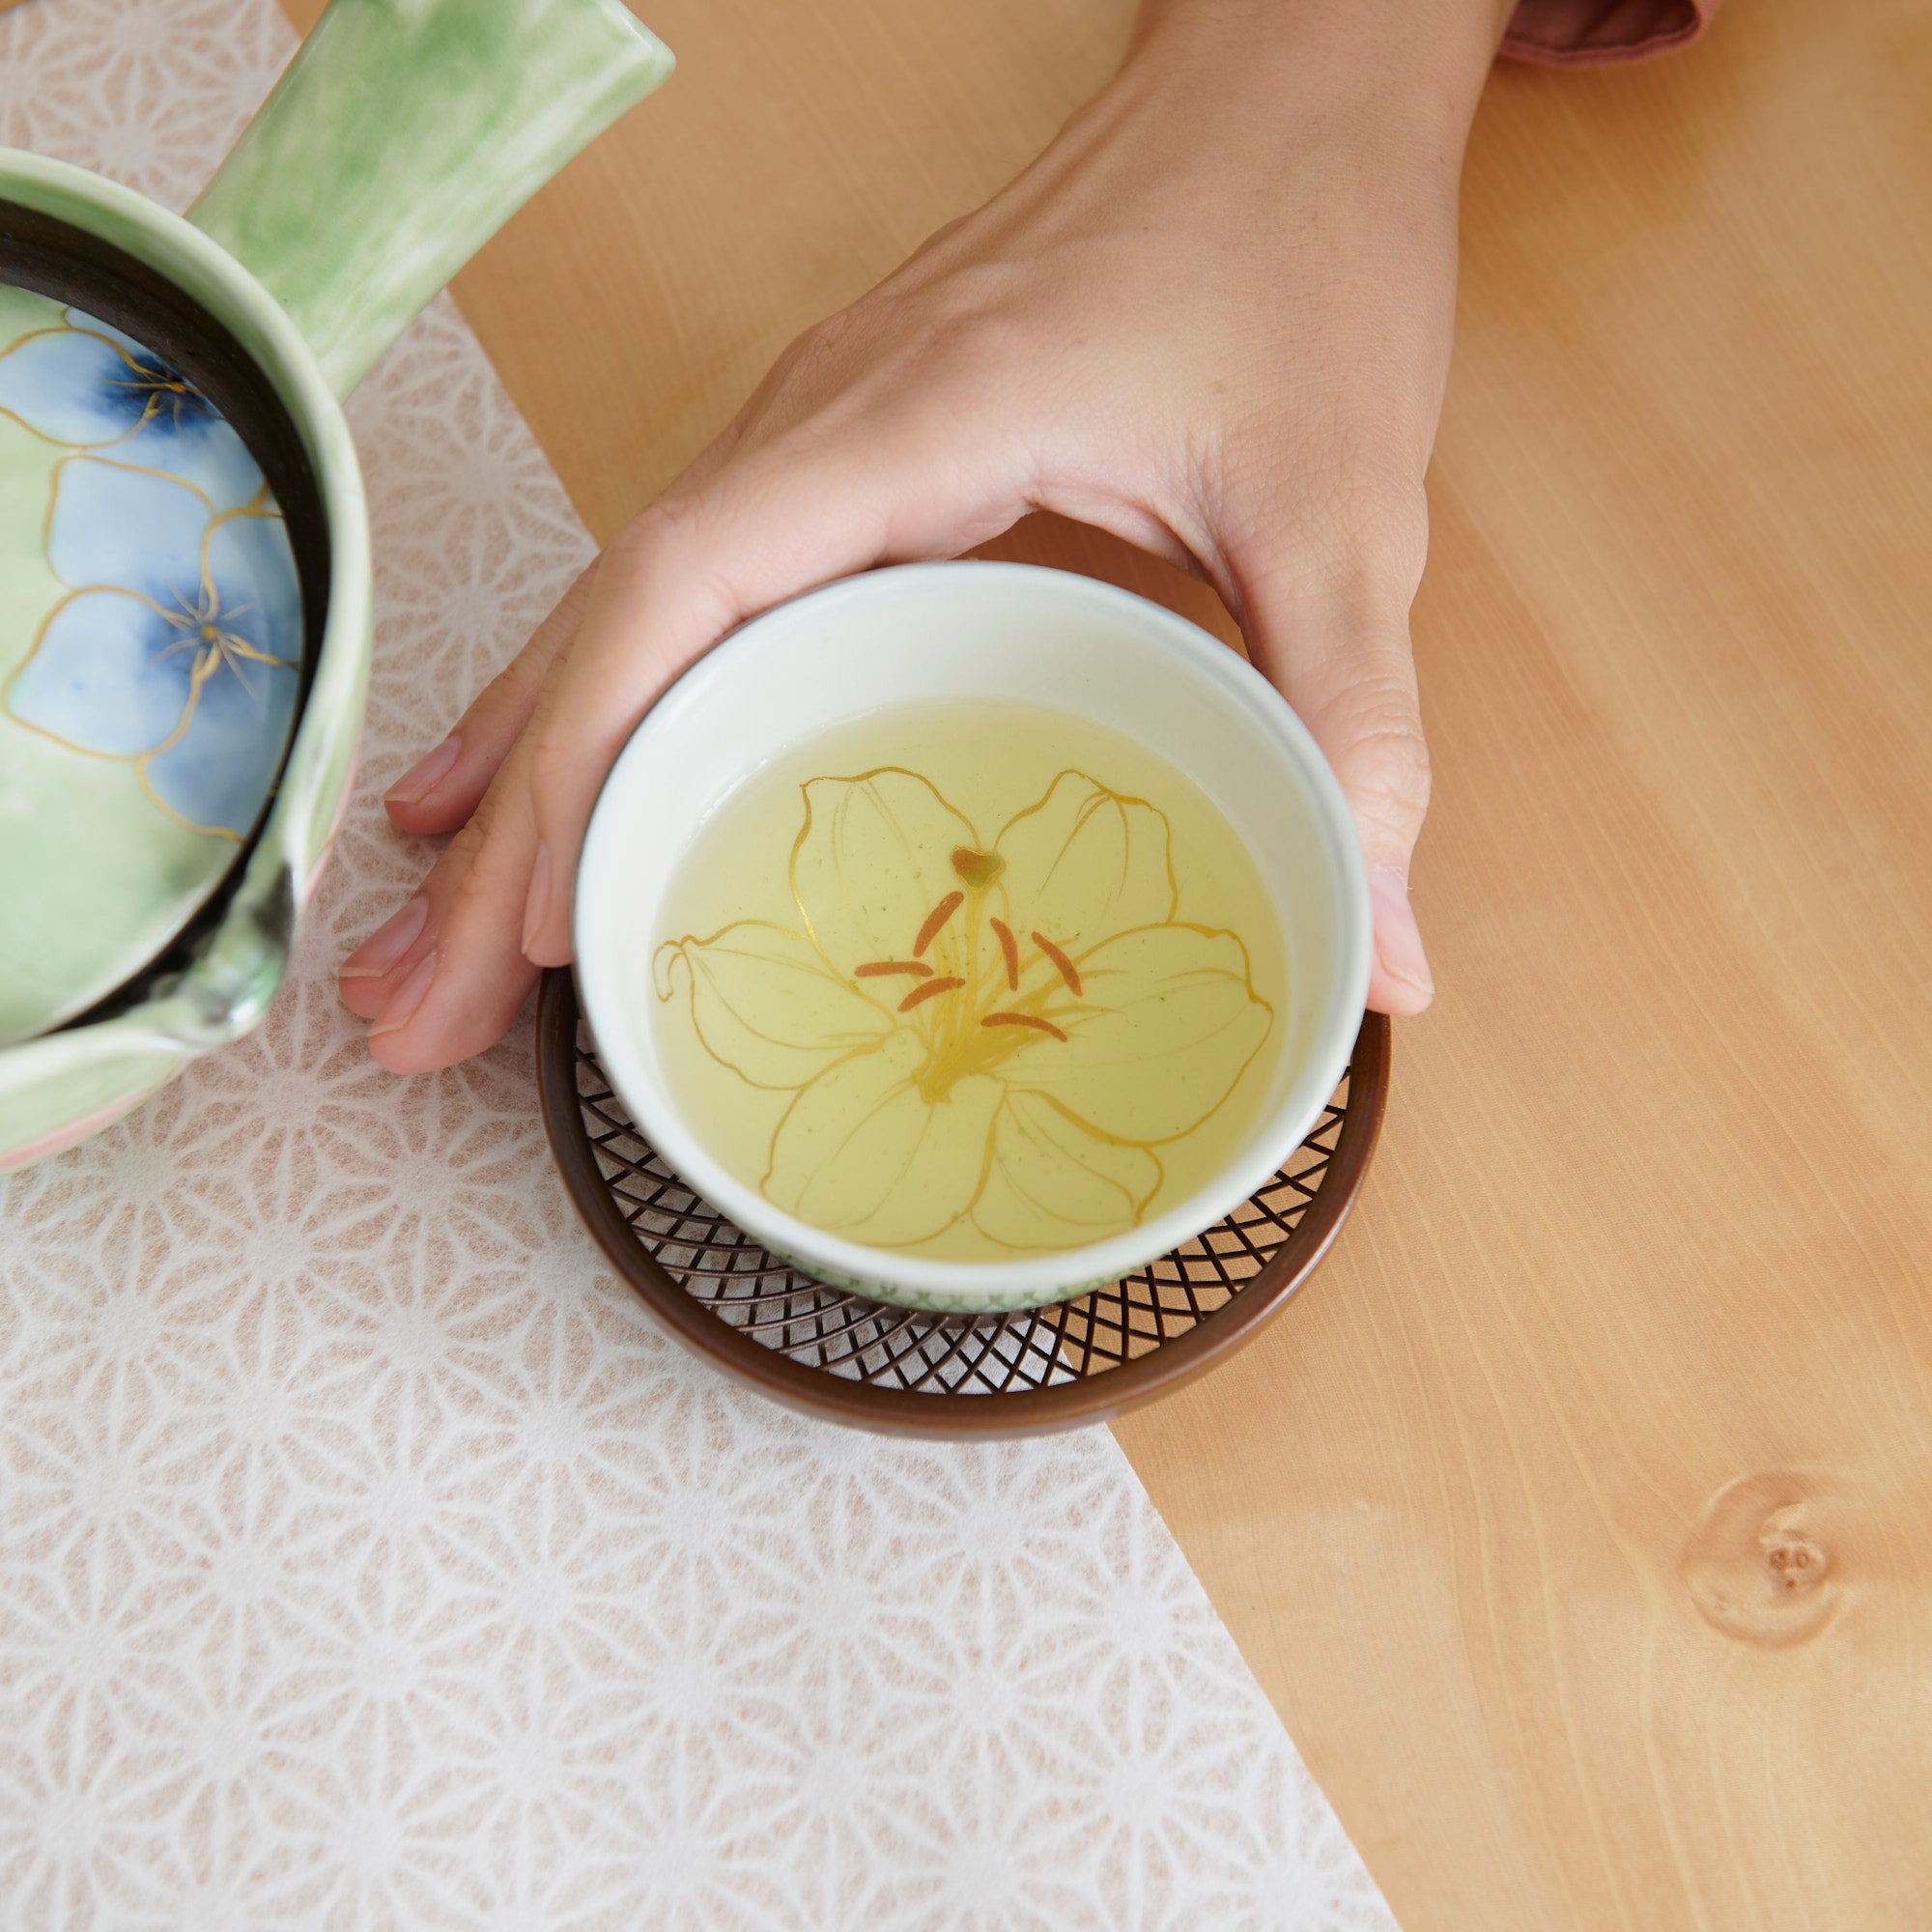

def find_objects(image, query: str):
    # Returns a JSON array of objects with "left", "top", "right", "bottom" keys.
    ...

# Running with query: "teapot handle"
[{"left": 188, "top": 0, "right": 671, "bottom": 398}]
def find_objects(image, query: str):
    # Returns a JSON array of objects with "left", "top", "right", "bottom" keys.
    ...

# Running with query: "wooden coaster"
[{"left": 536, "top": 967, "right": 1389, "bottom": 1438}]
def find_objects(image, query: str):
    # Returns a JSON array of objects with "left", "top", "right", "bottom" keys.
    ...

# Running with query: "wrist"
[{"left": 1118, "top": 0, "right": 1508, "bottom": 168}]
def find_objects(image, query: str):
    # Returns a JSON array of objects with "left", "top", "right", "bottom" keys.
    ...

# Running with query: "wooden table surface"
[{"left": 286, "top": 0, "right": 1932, "bottom": 1923}]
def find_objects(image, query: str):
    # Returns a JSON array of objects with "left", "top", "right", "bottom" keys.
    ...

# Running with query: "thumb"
[
  {"left": 1238, "top": 583, "right": 1435, "bottom": 1016},
  {"left": 515, "top": 406, "right": 1031, "bottom": 964}
]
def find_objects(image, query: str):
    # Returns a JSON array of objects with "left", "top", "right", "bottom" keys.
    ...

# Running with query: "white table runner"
[{"left": 0, "top": 5, "right": 1396, "bottom": 1924}]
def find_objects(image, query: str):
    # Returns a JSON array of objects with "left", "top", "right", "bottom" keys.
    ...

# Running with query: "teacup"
[
  {"left": 574, "top": 561, "right": 1372, "bottom": 1314},
  {"left": 0, "top": 0, "right": 672, "bottom": 1168}
]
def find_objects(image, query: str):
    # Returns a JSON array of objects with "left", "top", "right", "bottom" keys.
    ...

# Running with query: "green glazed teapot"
[{"left": 0, "top": 0, "right": 671, "bottom": 1169}]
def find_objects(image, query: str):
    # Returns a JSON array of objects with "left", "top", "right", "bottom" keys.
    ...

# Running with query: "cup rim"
[{"left": 574, "top": 561, "right": 1371, "bottom": 1311}]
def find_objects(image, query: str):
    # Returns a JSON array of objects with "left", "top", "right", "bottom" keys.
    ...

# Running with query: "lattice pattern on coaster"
[{"left": 571, "top": 1027, "right": 1352, "bottom": 1398}]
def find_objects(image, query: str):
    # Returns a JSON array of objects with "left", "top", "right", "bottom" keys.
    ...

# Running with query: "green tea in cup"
[{"left": 652, "top": 699, "right": 1284, "bottom": 1263}]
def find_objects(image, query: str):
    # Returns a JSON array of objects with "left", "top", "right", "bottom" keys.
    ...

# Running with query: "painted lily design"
[
  {"left": 655, "top": 768, "right": 1273, "bottom": 1254},
  {"left": 2, "top": 452, "right": 300, "bottom": 840}
]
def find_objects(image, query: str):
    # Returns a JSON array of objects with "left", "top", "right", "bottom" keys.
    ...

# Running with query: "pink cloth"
[{"left": 1503, "top": 0, "right": 1714, "bottom": 66}]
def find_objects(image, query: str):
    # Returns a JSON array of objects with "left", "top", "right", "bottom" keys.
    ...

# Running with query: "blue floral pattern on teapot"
[{"left": 0, "top": 306, "right": 299, "bottom": 840}]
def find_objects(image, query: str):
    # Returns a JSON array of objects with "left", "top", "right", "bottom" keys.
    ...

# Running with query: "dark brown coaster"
[{"left": 536, "top": 967, "right": 1388, "bottom": 1438}]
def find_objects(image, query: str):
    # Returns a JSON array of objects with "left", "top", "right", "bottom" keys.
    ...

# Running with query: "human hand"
[{"left": 339, "top": 0, "right": 1510, "bottom": 1069}]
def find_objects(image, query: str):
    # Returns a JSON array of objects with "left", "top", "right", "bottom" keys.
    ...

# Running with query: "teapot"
[{"left": 0, "top": 0, "right": 671, "bottom": 1168}]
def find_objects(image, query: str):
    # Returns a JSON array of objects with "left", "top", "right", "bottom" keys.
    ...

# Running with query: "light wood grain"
[
  {"left": 280, "top": 0, "right": 1932, "bottom": 1923},
  {"left": 1119, "top": 4, "right": 1932, "bottom": 1926},
  {"left": 413, "top": 0, "right": 1238, "bottom": 646}
]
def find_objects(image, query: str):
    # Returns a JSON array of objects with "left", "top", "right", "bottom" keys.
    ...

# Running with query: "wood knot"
[
  {"left": 1761, "top": 1511, "right": 1829, "bottom": 1592},
  {"left": 1680, "top": 1472, "right": 1840, "bottom": 1648}
]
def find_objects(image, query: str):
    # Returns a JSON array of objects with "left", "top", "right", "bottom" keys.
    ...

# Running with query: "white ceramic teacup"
[{"left": 574, "top": 561, "right": 1371, "bottom": 1314}]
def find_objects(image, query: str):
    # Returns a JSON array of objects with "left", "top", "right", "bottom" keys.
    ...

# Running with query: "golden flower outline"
[
  {"left": 654, "top": 765, "right": 1274, "bottom": 1255},
  {"left": 0, "top": 306, "right": 298, "bottom": 839}
]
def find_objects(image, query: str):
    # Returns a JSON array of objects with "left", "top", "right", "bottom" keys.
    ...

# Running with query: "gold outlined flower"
[
  {"left": 2, "top": 453, "right": 299, "bottom": 840},
  {"left": 655, "top": 768, "right": 1273, "bottom": 1254},
  {"left": 0, "top": 302, "right": 302, "bottom": 841},
  {"left": 0, "top": 305, "right": 264, "bottom": 510}
]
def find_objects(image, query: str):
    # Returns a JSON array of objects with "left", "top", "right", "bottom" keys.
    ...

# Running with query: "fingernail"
[
  {"left": 384, "top": 735, "right": 461, "bottom": 806},
  {"left": 521, "top": 842, "right": 553, "bottom": 959},
  {"left": 339, "top": 894, "right": 428, "bottom": 980},
  {"left": 368, "top": 951, "right": 438, "bottom": 1039},
  {"left": 1370, "top": 866, "right": 1434, "bottom": 998}
]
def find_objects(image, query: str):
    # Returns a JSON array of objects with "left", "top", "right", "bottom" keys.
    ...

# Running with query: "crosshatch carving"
[{"left": 539, "top": 972, "right": 1388, "bottom": 1434}]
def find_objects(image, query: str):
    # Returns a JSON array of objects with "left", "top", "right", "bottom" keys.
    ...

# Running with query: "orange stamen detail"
[
  {"left": 1031, "top": 932, "right": 1082, "bottom": 996},
  {"left": 898, "top": 975, "right": 964, "bottom": 1013},
  {"left": 981, "top": 1011, "right": 1068, "bottom": 1042},
  {"left": 855, "top": 960, "right": 932, "bottom": 979},
  {"left": 914, "top": 891, "right": 964, "bottom": 957},
  {"left": 989, "top": 918, "right": 1019, "bottom": 991}
]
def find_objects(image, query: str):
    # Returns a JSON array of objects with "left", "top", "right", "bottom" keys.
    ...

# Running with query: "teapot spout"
[{"left": 189, "top": 0, "right": 672, "bottom": 398}]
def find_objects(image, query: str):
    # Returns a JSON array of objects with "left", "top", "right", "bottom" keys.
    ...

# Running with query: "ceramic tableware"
[
  {"left": 0, "top": 0, "right": 671, "bottom": 1167},
  {"left": 573, "top": 562, "right": 1373, "bottom": 1314}
]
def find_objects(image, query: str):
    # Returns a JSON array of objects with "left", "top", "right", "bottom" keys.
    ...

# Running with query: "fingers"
[
  {"left": 382, "top": 559, "right": 600, "bottom": 837},
  {"left": 514, "top": 412, "right": 1028, "bottom": 966},
  {"left": 337, "top": 745, "right": 544, "bottom": 1067},
  {"left": 1312, "top": 658, "right": 1435, "bottom": 1016},
  {"left": 1236, "top": 560, "right": 1435, "bottom": 1017},
  {"left": 336, "top": 881, "right": 432, "bottom": 1018},
  {"left": 341, "top": 562, "right": 600, "bottom": 1062},
  {"left": 355, "top": 401, "right": 1029, "bottom": 1072},
  {"left": 370, "top": 808, "right": 542, "bottom": 1074}
]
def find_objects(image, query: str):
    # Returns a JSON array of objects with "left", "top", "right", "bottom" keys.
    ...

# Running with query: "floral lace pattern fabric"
[{"left": 0, "top": 3, "right": 1397, "bottom": 1926}]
